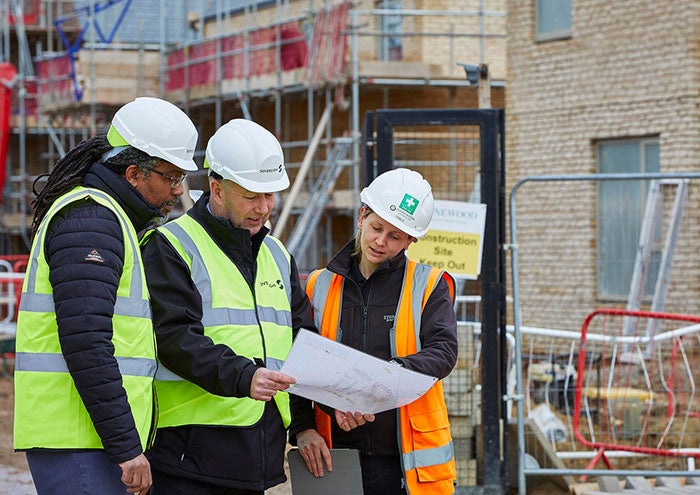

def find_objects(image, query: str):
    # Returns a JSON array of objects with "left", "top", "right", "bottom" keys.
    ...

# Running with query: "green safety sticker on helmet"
[{"left": 399, "top": 193, "right": 419, "bottom": 215}]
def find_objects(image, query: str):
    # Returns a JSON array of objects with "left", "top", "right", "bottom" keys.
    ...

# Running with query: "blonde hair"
[{"left": 352, "top": 205, "right": 373, "bottom": 257}]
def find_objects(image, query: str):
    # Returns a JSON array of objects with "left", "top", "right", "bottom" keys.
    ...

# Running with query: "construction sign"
[{"left": 407, "top": 200, "right": 486, "bottom": 279}]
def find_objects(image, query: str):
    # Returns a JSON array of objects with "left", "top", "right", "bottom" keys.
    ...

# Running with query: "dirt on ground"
[
  {"left": 0, "top": 376, "right": 297, "bottom": 494},
  {"left": 0, "top": 376, "right": 35, "bottom": 495},
  {"left": 2, "top": 375, "right": 575, "bottom": 495}
]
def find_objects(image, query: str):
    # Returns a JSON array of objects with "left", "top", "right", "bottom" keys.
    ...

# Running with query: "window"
[
  {"left": 597, "top": 139, "right": 660, "bottom": 300},
  {"left": 536, "top": 0, "right": 572, "bottom": 40},
  {"left": 378, "top": 0, "right": 403, "bottom": 61}
]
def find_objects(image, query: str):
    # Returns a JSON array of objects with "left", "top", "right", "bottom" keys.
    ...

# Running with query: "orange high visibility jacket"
[{"left": 305, "top": 260, "right": 457, "bottom": 495}]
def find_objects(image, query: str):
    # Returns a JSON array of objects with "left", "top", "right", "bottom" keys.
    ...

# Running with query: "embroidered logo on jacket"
[
  {"left": 84, "top": 249, "right": 105, "bottom": 263},
  {"left": 260, "top": 279, "right": 285, "bottom": 290}
]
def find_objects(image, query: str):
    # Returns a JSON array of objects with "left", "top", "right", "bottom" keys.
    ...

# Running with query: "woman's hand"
[{"left": 334, "top": 409, "right": 375, "bottom": 431}]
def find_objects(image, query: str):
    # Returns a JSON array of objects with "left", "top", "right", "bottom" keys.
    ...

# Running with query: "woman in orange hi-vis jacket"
[{"left": 289, "top": 168, "right": 459, "bottom": 495}]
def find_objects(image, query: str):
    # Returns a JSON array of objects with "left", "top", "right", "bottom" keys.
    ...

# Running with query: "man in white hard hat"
[
  {"left": 14, "top": 97, "right": 199, "bottom": 495},
  {"left": 141, "top": 119, "right": 323, "bottom": 494}
]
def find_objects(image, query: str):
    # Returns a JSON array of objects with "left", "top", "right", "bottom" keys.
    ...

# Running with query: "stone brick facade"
[{"left": 506, "top": 0, "right": 700, "bottom": 330}]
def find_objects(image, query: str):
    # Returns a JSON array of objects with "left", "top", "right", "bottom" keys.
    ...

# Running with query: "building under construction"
[
  {"left": 1, "top": 0, "right": 506, "bottom": 272},
  {"left": 1, "top": 0, "right": 509, "bottom": 490}
]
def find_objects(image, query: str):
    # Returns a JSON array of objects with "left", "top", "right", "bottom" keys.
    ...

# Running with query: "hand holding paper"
[{"left": 280, "top": 329, "right": 438, "bottom": 414}]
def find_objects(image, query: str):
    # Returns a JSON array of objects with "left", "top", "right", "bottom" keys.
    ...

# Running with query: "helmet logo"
[
  {"left": 260, "top": 164, "right": 284, "bottom": 174},
  {"left": 399, "top": 194, "right": 419, "bottom": 215}
]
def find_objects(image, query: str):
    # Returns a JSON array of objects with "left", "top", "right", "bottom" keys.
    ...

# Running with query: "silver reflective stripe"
[
  {"left": 156, "top": 357, "right": 286, "bottom": 378},
  {"left": 18, "top": 292, "right": 53, "bottom": 312},
  {"left": 23, "top": 215, "right": 45, "bottom": 294},
  {"left": 258, "top": 306, "right": 292, "bottom": 327},
  {"left": 203, "top": 307, "right": 258, "bottom": 327},
  {"left": 201, "top": 306, "right": 291, "bottom": 327},
  {"left": 155, "top": 364, "right": 186, "bottom": 381},
  {"left": 162, "top": 222, "right": 214, "bottom": 306},
  {"left": 266, "top": 357, "right": 285, "bottom": 371},
  {"left": 310, "top": 270, "right": 334, "bottom": 332},
  {"left": 20, "top": 292, "right": 149, "bottom": 318},
  {"left": 21, "top": 188, "right": 148, "bottom": 317},
  {"left": 263, "top": 237, "right": 291, "bottom": 302},
  {"left": 15, "top": 352, "right": 157, "bottom": 377},
  {"left": 114, "top": 297, "right": 151, "bottom": 318},
  {"left": 402, "top": 441, "right": 454, "bottom": 471},
  {"left": 162, "top": 223, "right": 292, "bottom": 326}
]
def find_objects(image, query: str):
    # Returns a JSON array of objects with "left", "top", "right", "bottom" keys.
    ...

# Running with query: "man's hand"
[
  {"left": 297, "top": 428, "right": 332, "bottom": 477},
  {"left": 119, "top": 453, "right": 151, "bottom": 494},
  {"left": 335, "top": 409, "right": 375, "bottom": 431},
  {"left": 250, "top": 368, "right": 296, "bottom": 401}
]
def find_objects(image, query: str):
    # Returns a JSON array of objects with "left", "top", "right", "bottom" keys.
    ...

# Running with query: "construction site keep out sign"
[{"left": 407, "top": 200, "right": 486, "bottom": 279}]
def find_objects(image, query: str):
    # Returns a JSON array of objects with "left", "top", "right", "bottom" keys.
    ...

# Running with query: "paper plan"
[{"left": 280, "top": 329, "right": 437, "bottom": 414}]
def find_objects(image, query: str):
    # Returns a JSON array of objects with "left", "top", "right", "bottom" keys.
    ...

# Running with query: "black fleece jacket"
[
  {"left": 44, "top": 162, "right": 162, "bottom": 464},
  {"left": 289, "top": 239, "right": 458, "bottom": 456},
  {"left": 141, "top": 192, "right": 316, "bottom": 490}
]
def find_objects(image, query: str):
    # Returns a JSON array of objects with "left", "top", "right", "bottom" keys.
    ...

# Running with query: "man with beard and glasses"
[{"left": 14, "top": 97, "right": 198, "bottom": 495}]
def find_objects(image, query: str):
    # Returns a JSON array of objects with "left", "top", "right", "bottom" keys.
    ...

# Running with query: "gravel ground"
[{"left": 0, "top": 461, "right": 35, "bottom": 495}]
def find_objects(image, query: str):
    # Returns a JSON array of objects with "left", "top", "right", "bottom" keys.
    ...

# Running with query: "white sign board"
[{"left": 407, "top": 200, "right": 487, "bottom": 279}]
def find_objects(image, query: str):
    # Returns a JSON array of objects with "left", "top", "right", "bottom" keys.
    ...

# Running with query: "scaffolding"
[
  {"left": 1, "top": 0, "right": 507, "bottom": 271},
  {"left": 1, "top": 1, "right": 508, "bottom": 487}
]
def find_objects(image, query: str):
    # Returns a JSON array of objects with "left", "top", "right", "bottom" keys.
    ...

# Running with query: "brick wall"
[{"left": 506, "top": 0, "right": 700, "bottom": 330}]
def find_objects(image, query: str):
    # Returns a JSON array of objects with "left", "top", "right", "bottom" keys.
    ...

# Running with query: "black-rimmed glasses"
[{"left": 141, "top": 165, "right": 187, "bottom": 188}]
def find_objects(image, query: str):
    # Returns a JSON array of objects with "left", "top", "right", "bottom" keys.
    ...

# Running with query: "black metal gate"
[{"left": 363, "top": 109, "right": 508, "bottom": 495}]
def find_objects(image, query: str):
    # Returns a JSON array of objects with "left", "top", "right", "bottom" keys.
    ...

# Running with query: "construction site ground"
[
  {"left": 0, "top": 376, "right": 294, "bottom": 495},
  {"left": 5, "top": 374, "right": 695, "bottom": 495}
]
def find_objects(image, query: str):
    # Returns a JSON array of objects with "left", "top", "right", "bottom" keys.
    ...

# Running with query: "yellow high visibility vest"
[
  {"left": 155, "top": 214, "right": 293, "bottom": 428},
  {"left": 14, "top": 186, "right": 156, "bottom": 451}
]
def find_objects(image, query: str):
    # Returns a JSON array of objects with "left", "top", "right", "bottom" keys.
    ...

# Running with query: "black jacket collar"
[
  {"left": 327, "top": 238, "right": 407, "bottom": 283},
  {"left": 83, "top": 162, "right": 162, "bottom": 233}
]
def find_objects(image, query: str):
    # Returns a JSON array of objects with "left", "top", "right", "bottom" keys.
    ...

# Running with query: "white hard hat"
[
  {"left": 360, "top": 168, "right": 434, "bottom": 239},
  {"left": 108, "top": 97, "right": 199, "bottom": 172},
  {"left": 204, "top": 119, "right": 290, "bottom": 193}
]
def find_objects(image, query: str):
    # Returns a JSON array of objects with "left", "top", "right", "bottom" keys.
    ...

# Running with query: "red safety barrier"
[
  {"left": 0, "top": 255, "right": 28, "bottom": 323},
  {"left": 8, "top": 0, "right": 41, "bottom": 25},
  {"left": 0, "top": 63, "right": 15, "bottom": 205},
  {"left": 35, "top": 53, "right": 74, "bottom": 105},
  {"left": 222, "top": 35, "right": 244, "bottom": 80},
  {"left": 164, "top": 19, "right": 316, "bottom": 92},
  {"left": 308, "top": 1, "right": 349, "bottom": 87},
  {"left": 188, "top": 40, "right": 217, "bottom": 85},
  {"left": 573, "top": 308, "right": 700, "bottom": 475},
  {"left": 281, "top": 25, "right": 308, "bottom": 71}
]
